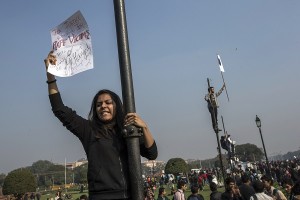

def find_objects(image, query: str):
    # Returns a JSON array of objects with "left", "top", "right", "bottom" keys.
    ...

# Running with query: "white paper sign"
[{"left": 48, "top": 10, "right": 93, "bottom": 77}]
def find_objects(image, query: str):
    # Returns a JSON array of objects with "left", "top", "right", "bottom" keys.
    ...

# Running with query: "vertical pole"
[
  {"left": 200, "top": 160, "right": 202, "bottom": 169},
  {"left": 259, "top": 127, "right": 271, "bottom": 175},
  {"left": 113, "top": 1, "right": 143, "bottom": 199},
  {"left": 216, "top": 131, "right": 226, "bottom": 182},
  {"left": 221, "top": 116, "right": 234, "bottom": 172},
  {"left": 65, "top": 158, "right": 67, "bottom": 193},
  {"left": 220, "top": 72, "right": 229, "bottom": 102},
  {"left": 221, "top": 116, "right": 226, "bottom": 134},
  {"left": 152, "top": 160, "right": 155, "bottom": 176}
]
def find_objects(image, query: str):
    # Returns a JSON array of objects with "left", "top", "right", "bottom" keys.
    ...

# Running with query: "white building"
[{"left": 65, "top": 158, "right": 88, "bottom": 170}]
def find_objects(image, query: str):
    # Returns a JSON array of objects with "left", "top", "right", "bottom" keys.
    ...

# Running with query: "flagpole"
[
  {"left": 217, "top": 54, "right": 229, "bottom": 102},
  {"left": 220, "top": 71, "right": 230, "bottom": 102},
  {"left": 65, "top": 158, "right": 67, "bottom": 193}
]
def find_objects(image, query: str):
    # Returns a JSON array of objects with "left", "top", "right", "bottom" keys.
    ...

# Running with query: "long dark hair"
[{"left": 88, "top": 89, "right": 124, "bottom": 137}]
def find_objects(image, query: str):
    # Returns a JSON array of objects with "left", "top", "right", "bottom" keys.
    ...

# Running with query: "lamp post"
[
  {"left": 113, "top": 1, "right": 144, "bottom": 199},
  {"left": 255, "top": 115, "right": 271, "bottom": 175}
]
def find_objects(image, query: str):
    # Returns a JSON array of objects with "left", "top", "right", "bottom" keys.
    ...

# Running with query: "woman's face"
[{"left": 96, "top": 93, "right": 116, "bottom": 122}]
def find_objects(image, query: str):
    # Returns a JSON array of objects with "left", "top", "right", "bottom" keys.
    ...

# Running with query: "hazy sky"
[{"left": 1, "top": 1, "right": 300, "bottom": 174}]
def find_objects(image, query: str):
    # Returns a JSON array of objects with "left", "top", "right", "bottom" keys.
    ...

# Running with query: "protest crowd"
[{"left": 142, "top": 158, "right": 300, "bottom": 200}]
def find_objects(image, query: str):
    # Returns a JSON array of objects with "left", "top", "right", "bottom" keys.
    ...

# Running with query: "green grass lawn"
[
  {"left": 159, "top": 184, "right": 225, "bottom": 199},
  {"left": 40, "top": 190, "right": 88, "bottom": 200},
  {"left": 40, "top": 184, "right": 225, "bottom": 200}
]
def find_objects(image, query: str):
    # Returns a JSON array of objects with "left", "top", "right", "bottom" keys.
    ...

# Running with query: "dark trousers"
[{"left": 208, "top": 105, "right": 218, "bottom": 130}]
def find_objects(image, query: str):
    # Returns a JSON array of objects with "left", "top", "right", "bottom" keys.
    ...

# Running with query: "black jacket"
[
  {"left": 210, "top": 191, "right": 222, "bottom": 200},
  {"left": 239, "top": 184, "right": 255, "bottom": 200},
  {"left": 50, "top": 93, "right": 158, "bottom": 199},
  {"left": 221, "top": 191, "right": 244, "bottom": 200}
]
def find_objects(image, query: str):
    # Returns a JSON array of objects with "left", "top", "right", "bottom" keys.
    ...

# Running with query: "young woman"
[{"left": 44, "top": 52, "right": 158, "bottom": 200}]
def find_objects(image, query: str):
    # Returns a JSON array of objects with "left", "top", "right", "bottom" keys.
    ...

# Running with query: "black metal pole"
[
  {"left": 221, "top": 115, "right": 239, "bottom": 183},
  {"left": 216, "top": 131, "right": 226, "bottom": 182},
  {"left": 113, "top": 1, "right": 143, "bottom": 199},
  {"left": 258, "top": 127, "right": 271, "bottom": 175},
  {"left": 221, "top": 116, "right": 226, "bottom": 134},
  {"left": 221, "top": 115, "right": 233, "bottom": 171}
]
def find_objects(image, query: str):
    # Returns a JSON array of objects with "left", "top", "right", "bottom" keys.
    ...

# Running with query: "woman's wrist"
[
  {"left": 46, "top": 72, "right": 56, "bottom": 81},
  {"left": 46, "top": 79, "right": 57, "bottom": 84},
  {"left": 46, "top": 71, "right": 55, "bottom": 77}
]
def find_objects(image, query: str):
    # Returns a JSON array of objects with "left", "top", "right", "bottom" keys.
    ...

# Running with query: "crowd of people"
[{"left": 142, "top": 158, "right": 300, "bottom": 200}]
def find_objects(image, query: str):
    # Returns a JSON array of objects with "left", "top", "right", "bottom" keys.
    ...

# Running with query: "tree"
[
  {"left": 214, "top": 154, "right": 228, "bottom": 168},
  {"left": 30, "top": 160, "right": 54, "bottom": 186},
  {"left": 0, "top": 173, "right": 6, "bottom": 186},
  {"left": 2, "top": 168, "right": 37, "bottom": 198},
  {"left": 235, "top": 143, "right": 264, "bottom": 162},
  {"left": 47, "top": 165, "right": 65, "bottom": 185},
  {"left": 74, "top": 163, "right": 88, "bottom": 184},
  {"left": 31, "top": 160, "right": 53, "bottom": 174},
  {"left": 165, "top": 158, "right": 188, "bottom": 176}
]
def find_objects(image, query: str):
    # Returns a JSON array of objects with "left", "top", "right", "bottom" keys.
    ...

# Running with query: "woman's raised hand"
[{"left": 44, "top": 51, "right": 57, "bottom": 70}]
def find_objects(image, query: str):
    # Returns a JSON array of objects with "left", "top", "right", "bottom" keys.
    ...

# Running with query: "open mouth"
[{"left": 101, "top": 111, "right": 110, "bottom": 114}]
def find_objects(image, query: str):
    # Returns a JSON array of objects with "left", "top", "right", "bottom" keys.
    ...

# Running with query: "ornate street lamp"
[
  {"left": 255, "top": 115, "right": 271, "bottom": 175},
  {"left": 255, "top": 115, "right": 261, "bottom": 128}
]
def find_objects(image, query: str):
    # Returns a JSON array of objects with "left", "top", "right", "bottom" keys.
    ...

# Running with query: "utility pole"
[{"left": 113, "top": 1, "right": 143, "bottom": 199}]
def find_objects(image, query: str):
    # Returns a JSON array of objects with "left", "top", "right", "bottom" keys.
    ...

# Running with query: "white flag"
[{"left": 217, "top": 54, "right": 225, "bottom": 72}]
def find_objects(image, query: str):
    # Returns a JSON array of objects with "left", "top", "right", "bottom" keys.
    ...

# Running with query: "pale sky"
[{"left": 0, "top": 1, "right": 300, "bottom": 174}]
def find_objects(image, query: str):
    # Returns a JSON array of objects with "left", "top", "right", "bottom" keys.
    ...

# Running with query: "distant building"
[
  {"left": 65, "top": 158, "right": 88, "bottom": 170},
  {"left": 142, "top": 160, "right": 164, "bottom": 168},
  {"left": 64, "top": 159, "right": 164, "bottom": 170},
  {"left": 186, "top": 159, "right": 197, "bottom": 163}
]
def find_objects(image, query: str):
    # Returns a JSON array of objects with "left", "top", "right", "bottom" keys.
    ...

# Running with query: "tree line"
[{"left": 1, "top": 143, "right": 298, "bottom": 197}]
